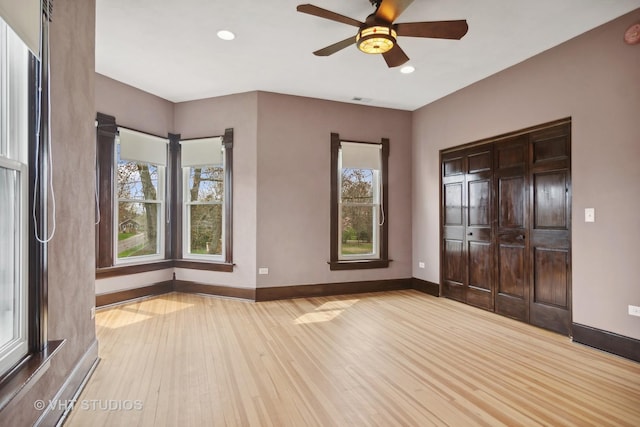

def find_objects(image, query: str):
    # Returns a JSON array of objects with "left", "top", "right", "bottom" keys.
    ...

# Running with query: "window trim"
[
  {"left": 1, "top": 4, "right": 51, "bottom": 404},
  {"left": 113, "top": 151, "right": 166, "bottom": 265},
  {"left": 329, "top": 133, "right": 390, "bottom": 271},
  {"left": 95, "top": 115, "right": 234, "bottom": 276},
  {"left": 180, "top": 138, "right": 225, "bottom": 262}
]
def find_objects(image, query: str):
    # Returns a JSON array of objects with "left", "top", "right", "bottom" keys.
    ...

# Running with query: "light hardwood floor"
[{"left": 65, "top": 290, "right": 640, "bottom": 426}]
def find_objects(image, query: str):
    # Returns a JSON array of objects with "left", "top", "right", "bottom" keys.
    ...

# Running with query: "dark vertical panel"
[
  {"left": 444, "top": 183, "right": 463, "bottom": 225},
  {"left": 534, "top": 248, "right": 569, "bottom": 308},
  {"left": 95, "top": 113, "right": 116, "bottom": 268},
  {"left": 329, "top": 133, "right": 340, "bottom": 265},
  {"left": 380, "top": 138, "right": 389, "bottom": 262},
  {"left": 468, "top": 242, "right": 491, "bottom": 290},
  {"left": 223, "top": 128, "right": 234, "bottom": 264},
  {"left": 28, "top": 52, "right": 47, "bottom": 351},
  {"left": 468, "top": 180, "right": 490, "bottom": 226},
  {"left": 498, "top": 245, "right": 525, "bottom": 298},
  {"left": 534, "top": 171, "right": 568, "bottom": 229},
  {"left": 168, "top": 133, "right": 181, "bottom": 260},
  {"left": 499, "top": 177, "right": 525, "bottom": 228},
  {"left": 444, "top": 240, "right": 464, "bottom": 284}
]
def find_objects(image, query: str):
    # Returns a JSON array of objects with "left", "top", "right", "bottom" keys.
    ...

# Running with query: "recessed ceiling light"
[
  {"left": 400, "top": 65, "right": 415, "bottom": 74},
  {"left": 217, "top": 30, "right": 235, "bottom": 41}
]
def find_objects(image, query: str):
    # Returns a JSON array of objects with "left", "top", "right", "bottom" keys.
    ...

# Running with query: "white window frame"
[
  {"left": 0, "top": 18, "right": 29, "bottom": 376},
  {"left": 337, "top": 144, "right": 382, "bottom": 261},
  {"left": 113, "top": 131, "right": 167, "bottom": 265},
  {"left": 181, "top": 138, "right": 225, "bottom": 261}
]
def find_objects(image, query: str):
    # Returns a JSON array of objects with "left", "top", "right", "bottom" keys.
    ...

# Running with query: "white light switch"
[{"left": 585, "top": 208, "right": 595, "bottom": 223}]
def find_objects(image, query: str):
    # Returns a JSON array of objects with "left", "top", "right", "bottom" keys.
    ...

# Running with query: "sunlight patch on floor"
[{"left": 294, "top": 298, "right": 360, "bottom": 324}]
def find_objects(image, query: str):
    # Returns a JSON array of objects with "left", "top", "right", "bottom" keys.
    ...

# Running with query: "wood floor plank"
[{"left": 65, "top": 291, "right": 640, "bottom": 426}]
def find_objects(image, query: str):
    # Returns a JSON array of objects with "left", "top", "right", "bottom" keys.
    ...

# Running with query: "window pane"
[
  {"left": 188, "top": 166, "right": 223, "bottom": 202},
  {"left": 116, "top": 155, "right": 160, "bottom": 201},
  {"left": 0, "top": 168, "right": 18, "bottom": 347},
  {"left": 341, "top": 168, "right": 374, "bottom": 204},
  {"left": 189, "top": 204, "right": 223, "bottom": 255},
  {"left": 341, "top": 205, "right": 375, "bottom": 256},
  {"left": 117, "top": 202, "right": 160, "bottom": 258}
]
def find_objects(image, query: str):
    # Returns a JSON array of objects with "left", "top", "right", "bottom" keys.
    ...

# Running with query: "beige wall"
[
  {"left": 95, "top": 73, "right": 174, "bottom": 136},
  {"left": 94, "top": 87, "right": 413, "bottom": 291},
  {"left": 412, "top": 10, "right": 640, "bottom": 340},
  {"left": 1, "top": 0, "right": 99, "bottom": 424},
  {"left": 174, "top": 92, "right": 259, "bottom": 288},
  {"left": 255, "top": 92, "right": 413, "bottom": 287}
]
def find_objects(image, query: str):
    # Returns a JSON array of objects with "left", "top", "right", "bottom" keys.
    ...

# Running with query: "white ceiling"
[{"left": 96, "top": 0, "right": 640, "bottom": 111}]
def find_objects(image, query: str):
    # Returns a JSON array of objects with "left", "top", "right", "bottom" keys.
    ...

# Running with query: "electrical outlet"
[
  {"left": 585, "top": 208, "right": 595, "bottom": 223},
  {"left": 418, "top": 262, "right": 425, "bottom": 269},
  {"left": 629, "top": 305, "right": 640, "bottom": 317},
  {"left": 90, "top": 306, "right": 96, "bottom": 319},
  {"left": 258, "top": 267, "right": 269, "bottom": 275}
]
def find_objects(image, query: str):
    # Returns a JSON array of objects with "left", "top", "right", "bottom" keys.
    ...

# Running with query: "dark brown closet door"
[
  {"left": 494, "top": 136, "right": 529, "bottom": 321},
  {"left": 529, "top": 124, "right": 572, "bottom": 335},
  {"left": 465, "top": 148, "right": 494, "bottom": 310},
  {"left": 441, "top": 147, "right": 494, "bottom": 307},
  {"left": 441, "top": 153, "right": 466, "bottom": 302}
]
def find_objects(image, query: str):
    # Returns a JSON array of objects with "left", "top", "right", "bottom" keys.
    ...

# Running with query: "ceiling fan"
[{"left": 296, "top": 0, "right": 468, "bottom": 68}]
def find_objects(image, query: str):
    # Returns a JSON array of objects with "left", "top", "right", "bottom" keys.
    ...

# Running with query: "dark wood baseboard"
[
  {"left": 39, "top": 339, "right": 99, "bottom": 426},
  {"left": 174, "top": 280, "right": 256, "bottom": 300},
  {"left": 572, "top": 323, "right": 640, "bottom": 363},
  {"left": 255, "top": 278, "right": 413, "bottom": 302},
  {"left": 412, "top": 278, "right": 440, "bottom": 296},
  {"left": 96, "top": 277, "right": 436, "bottom": 307},
  {"left": 96, "top": 281, "right": 174, "bottom": 307}
]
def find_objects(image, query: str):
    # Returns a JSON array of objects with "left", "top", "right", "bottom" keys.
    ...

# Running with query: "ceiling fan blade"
[
  {"left": 313, "top": 36, "right": 355, "bottom": 56},
  {"left": 297, "top": 4, "right": 363, "bottom": 27},
  {"left": 395, "top": 20, "right": 469, "bottom": 40},
  {"left": 382, "top": 44, "right": 410, "bottom": 68},
  {"left": 375, "top": 0, "right": 415, "bottom": 23}
]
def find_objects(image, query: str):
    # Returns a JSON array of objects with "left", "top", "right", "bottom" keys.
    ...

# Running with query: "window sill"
[
  {"left": 173, "top": 260, "right": 234, "bottom": 272},
  {"left": 0, "top": 340, "right": 65, "bottom": 412},
  {"left": 96, "top": 259, "right": 235, "bottom": 278},
  {"left": 329, "top": 259, "right": 391, "bottom": 271},
  {"left": 96, "top": 260, "right": 174, "bottom": 279}
]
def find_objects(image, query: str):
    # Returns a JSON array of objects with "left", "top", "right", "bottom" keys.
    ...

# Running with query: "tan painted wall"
[
  {"left": 95, "top": 73, "right": 174, "bottom": 136},
  {"left": 0, "top": 0, "right": 99, "bottom": 424},
  {"left": 255, "top": 92, "right": 413, "bottom": 287},
  {"left": 412, "top": 10, "right": 640, "bottom": 340},
  {"left": 174, "top": 92, "right": 259, "bottom": 289}
]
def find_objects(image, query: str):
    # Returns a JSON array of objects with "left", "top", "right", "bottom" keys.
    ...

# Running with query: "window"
[
  {"left": 95, "top": 118, "right": 234, "bottom": 274},
  {"left": 115, "top": 128, "right": 167, "bottom": 263},
  {"left": 181, "top": 137, "right": 225, "bottom": 260},
  {"left": 330, "top": 133, "right": 389, "bottom": 270},
  {"left": 0, "top": 18, "right": 29, "bottom": 375}
]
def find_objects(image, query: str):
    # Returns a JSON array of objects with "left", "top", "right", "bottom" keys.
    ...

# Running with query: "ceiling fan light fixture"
[{"left": 356, "top": 25, "right": 397, "bottom": 54}]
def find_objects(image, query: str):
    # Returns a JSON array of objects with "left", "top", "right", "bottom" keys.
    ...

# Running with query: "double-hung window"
[
  {"left": 115, "top": 128, "right": 167, "bottom": 263},
  {"left": 180, "top": 137, "right": 225, "bottom": 260},
  {"left": 330, "top": 133, "right": 389, "bottom": 270},
  {"left": 95, "top": 119, "right": 234, "bottom": 273},
  {"left": 0, "top": 18, "right": 29, "bottom": 375}
]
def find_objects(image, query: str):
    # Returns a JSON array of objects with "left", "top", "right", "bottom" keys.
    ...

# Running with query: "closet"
[{"left": 440, "top": 120, "right": 571, "bottom": 335}]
